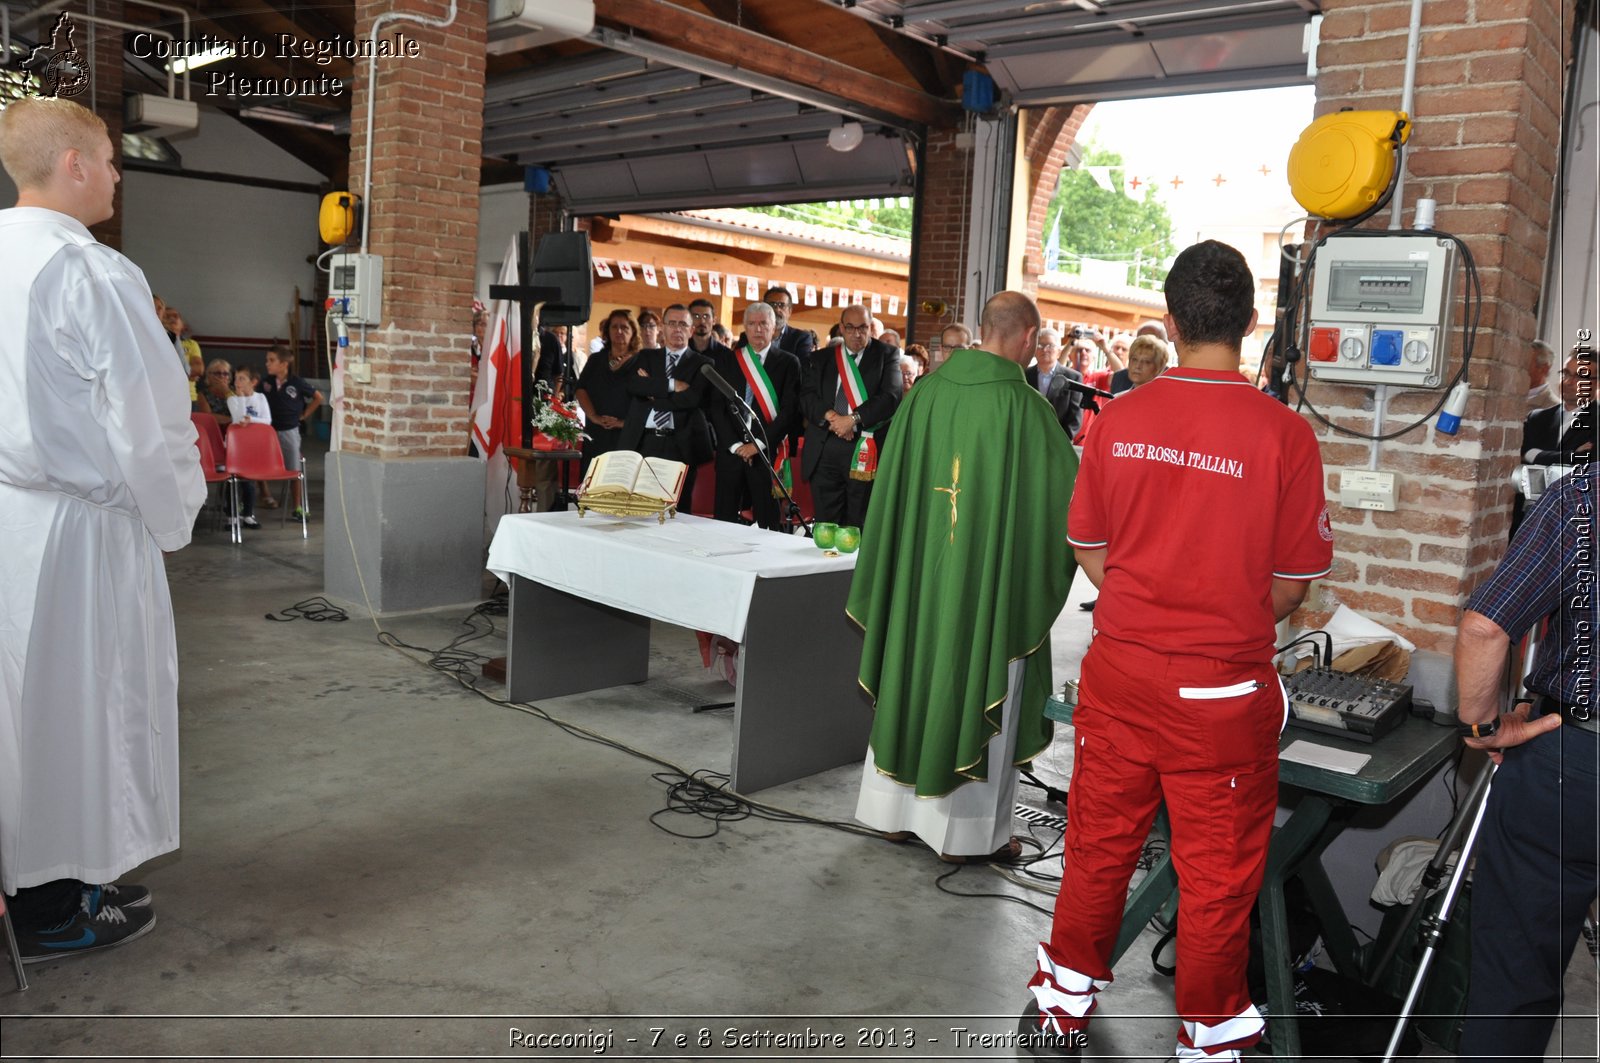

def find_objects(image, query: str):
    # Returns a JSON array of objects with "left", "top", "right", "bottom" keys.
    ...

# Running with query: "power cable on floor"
[
  {"left": 306, "top": 583, "right": 1182, "bottom": 920},
  {"left": 932, "top": 837, "right": 1057, "bottom": 916},
  {"left": 370, "top": 596, "right": 884, "bottom": 846},
  {"left": 265, "top": 596, "right": 349, "bottom": 623}
]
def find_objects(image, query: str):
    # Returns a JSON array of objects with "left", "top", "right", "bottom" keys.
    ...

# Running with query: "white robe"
[
  {"left": 0, "top": 207, "right": 205, "bottom": 893},
  {"left": 854, "top": 658, "right": 1026, "bottom": 857}
]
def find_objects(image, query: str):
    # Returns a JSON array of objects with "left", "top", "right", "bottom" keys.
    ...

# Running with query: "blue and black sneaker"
[
  {"left": 82, "top": 882, "right": 151, "bottom": 915},
  {"left": 18, "top": 902, "right": 156, "bottom": 964}
]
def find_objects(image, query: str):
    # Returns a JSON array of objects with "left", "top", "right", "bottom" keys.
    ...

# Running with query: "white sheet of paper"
[{"left": 1281, "top": 740, "right": 1371, "bottom": 775}]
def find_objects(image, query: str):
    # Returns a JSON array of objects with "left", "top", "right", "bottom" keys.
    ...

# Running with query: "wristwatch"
[{"left": 1457, "top": 717, "right": 1499, "bottom": 739}]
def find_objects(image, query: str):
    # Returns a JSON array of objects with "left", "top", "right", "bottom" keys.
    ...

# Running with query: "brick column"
[
  {"left": 1304, "top": 0, "right": 1567, "bottom": 651},
  {"left": 1019, "top": 104, "right": 1092, "bottom": 291},
  {"left": 342, "top": 0, "right": 485, "bottom": 460},
  {"left": 326, "top": 0, "right": 490, "bottom": 613},
  {"left": 907, "top": 126, "right": 968, "bottom": 347}
]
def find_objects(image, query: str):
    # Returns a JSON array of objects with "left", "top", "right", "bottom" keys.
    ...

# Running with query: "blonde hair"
[
  {"left": 1126, "top": 334, "right": 1169, "bottom": 369},
  {"left": 0, "top": 97, "right": 109, "bottom": 190}
]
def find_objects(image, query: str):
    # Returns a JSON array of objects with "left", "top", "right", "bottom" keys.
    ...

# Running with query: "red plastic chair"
[
  {"left": 191, "top": 412, "right": 226, "bottom": 467},
  {"left": 687, "top": 459, "right": 716, "bottom": 516},
  {"left": 225, "top": 423, "right": 307, "bottom": 539},
  {"left": 194, "top": 427, "right": 239, "bottom": 542}
]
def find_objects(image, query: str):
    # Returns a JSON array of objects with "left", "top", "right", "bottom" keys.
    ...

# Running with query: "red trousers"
[{"left": 1032, "top": 634, "right": 1283, "bottom": 1053}]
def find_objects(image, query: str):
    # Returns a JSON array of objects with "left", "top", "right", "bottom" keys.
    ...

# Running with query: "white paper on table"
[{"left": 1283, "top": 603, "right": 1417, "bottom": 665}]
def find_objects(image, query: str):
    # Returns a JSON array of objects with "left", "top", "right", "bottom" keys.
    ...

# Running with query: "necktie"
[{"left": 652, "top": 351, "right": 681, "bottom": 430}]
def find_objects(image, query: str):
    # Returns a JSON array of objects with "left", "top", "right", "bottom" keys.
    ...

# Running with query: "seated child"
[{"left": 224, "top": 366, "right": 271, "bottom": 527}]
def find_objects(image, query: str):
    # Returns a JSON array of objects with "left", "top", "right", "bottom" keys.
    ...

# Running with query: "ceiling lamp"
[{"left": 827, "top": 120, "right": 864, "bottom": 153}]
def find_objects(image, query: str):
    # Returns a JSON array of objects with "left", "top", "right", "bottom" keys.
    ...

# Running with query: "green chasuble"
[{"left": 846, "top": 347, "right": 1078, "bottom": 797}]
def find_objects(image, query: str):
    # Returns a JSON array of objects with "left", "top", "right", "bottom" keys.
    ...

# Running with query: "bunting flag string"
[
  {"left": 1081, "top": 162, "right": 1285, "bottom": 198},
  {"left": 592, "top": 260, "right": 910, "bottom": 319}
]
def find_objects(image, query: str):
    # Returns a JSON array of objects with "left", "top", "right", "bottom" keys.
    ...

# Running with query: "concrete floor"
[{"left": 2, "top": 446, "right": 1595, "bottom": 1061}]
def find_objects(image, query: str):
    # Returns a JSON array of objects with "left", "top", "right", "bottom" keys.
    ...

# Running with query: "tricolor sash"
[
  {"left": 736, "top": 345, "right": 780, "bottom": 423},
  {"left": 737, "top": 345, "right": 792, "bottom": 496},
  {"left": 837, "top": 346, "right": 878, "bottom": 481}
]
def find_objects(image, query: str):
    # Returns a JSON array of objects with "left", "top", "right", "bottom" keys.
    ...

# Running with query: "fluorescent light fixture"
[
  {"left": 238, "top": 106, "right": 337, "bottom": 132},
  {"left": 170, "top": 44, "right": 232, "bottom": 75}
]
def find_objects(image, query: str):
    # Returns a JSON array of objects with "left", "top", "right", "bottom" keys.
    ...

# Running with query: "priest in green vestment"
[{"left": 848, "top": 291, "right": 1078, "bottom": 859}]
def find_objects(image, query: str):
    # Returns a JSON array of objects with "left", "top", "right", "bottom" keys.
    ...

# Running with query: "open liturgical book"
[{"left": 580, "top": 450, "right": 686, "bottom": 505}]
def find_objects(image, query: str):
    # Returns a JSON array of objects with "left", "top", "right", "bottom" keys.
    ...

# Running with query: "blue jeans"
[{"left": 1458, "top": 718, "right": 1599, "bottom": 1061}]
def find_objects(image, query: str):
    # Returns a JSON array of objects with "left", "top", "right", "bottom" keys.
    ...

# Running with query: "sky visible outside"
[{"left": 1074, "top": 85, "right": 1319, "bottom": 261}]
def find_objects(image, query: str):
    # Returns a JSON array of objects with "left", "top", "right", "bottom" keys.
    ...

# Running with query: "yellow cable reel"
[
  {"left": 1287, "top": 110, "right": 1412, "bottom": 221},
  {"left": 319, "top": 192, "right": 359, "bottom": 245}
]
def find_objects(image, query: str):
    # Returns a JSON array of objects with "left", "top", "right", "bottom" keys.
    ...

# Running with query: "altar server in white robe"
[{"left": 0, "top": 96, "right": 205, "bottom": 962}]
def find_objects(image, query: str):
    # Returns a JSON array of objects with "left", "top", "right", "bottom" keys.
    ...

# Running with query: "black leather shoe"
[{"left": 1017, "top": 1002, "right": 1084, "bottom": 1060}]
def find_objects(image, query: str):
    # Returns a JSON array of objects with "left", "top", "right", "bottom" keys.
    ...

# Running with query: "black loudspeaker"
[{"left": 531, "top": 231, "right": 593, "bottom": 326}]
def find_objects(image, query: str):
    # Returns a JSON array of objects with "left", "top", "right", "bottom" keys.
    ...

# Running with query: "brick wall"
[
  {"left": 342, "top": 0, "right": 486, "bottom": 459},
  {"left": 1302, "top": 0, "right": 1567, "bottom": 651},
  {"left": 907, "top": 125, "right": 971, "bottom": 345},
  {"left": 1019, "top": 104, "right": 1092, "bottom": 290}
]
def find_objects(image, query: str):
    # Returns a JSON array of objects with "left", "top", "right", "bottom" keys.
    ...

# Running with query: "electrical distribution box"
[
  {"left": 328, "top": 253, "right": 383, "bottom": 327},
  {"left": 1306, "top": 234, "right": 1456, "bottom": 388}
]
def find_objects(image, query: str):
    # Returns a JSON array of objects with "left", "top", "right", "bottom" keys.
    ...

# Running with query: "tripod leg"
[{"left": 1381, "top": 762, "right": 1496, "bottom": 1063}]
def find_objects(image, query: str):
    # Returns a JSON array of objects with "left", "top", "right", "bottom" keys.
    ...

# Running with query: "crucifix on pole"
[{"left": 488, "top": 231, "right": 563, "bottom": 449}]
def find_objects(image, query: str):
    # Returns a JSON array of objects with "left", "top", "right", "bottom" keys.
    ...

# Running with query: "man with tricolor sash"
[
  {"left": 800, "top": 303, "right": 903, "bottom": 527},
  {"left": 711, "top": 302, "right": 802, "bottom": 531}
]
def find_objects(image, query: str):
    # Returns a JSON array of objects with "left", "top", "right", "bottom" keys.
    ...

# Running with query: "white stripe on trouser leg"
[
  {"left": 1028, "top": 944, "right": 1098, "bottom": 1034},
  {"left": 1181, "top": 1006, "right": 1264, "bottom": 1050},
  {"left": 1173, "top": 1044, "right": 1240, "bottom": 1061}
]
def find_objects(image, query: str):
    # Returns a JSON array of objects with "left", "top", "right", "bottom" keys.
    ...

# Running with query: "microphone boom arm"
[{"left": 698, "top": 362, "right": 811, "bottom": 535}]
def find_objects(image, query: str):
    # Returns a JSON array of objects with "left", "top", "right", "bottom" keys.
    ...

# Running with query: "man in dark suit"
[
  {"left": 711, "top": 302, "right": 802, "bottom": 530},
  {"left": 801, "top": 303, "right": 903, "bottom": 527},
  {"left": 619, "top": 304, "right": 714, "bottom": 504},
  {"left": 687, "top": 297, "right": 733, "bottom": 364},
  {"left": 1522, "top": 345, "right": 1595, "bottom": 466},
  {"left": 764, "top": 286, "right": 817, "bottom": 369},
  {"left": 1513, "top": 344, "right": 1595, "bottom": 535},
  {"left": 1026, "top": 327, "right": 1087, "bottom": 439}
]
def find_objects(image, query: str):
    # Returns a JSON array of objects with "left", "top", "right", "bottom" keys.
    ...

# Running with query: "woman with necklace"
[{"left": 575, "top": 308, "right": 643, "bottom": 477}]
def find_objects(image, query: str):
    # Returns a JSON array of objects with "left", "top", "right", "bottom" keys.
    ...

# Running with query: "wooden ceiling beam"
[
  {"left": 864, "top": 22, "right": 954, "bottom": 97},
  {"left": 594, "top": 0, "right": 956, "bottom": 127}
]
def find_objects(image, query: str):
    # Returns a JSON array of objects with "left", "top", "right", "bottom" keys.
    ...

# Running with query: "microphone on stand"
[
  {"left": 698, "top": 362, "right": 742, "bottom": 404},
  {"left": 1059, "top": 377, "right": 1116, "bottom": 401}
]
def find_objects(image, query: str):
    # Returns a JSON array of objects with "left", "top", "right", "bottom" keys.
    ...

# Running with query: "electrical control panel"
[
  {"left": 328, "top": 253, "right": 384, "bottom": 327},
  {"left": 1307, "top": 234, "right": 1456, "bottom": 388}
]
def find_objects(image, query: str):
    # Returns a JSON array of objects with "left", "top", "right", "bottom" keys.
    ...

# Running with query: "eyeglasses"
[
  {"left": 690, "top": 312, "right": 714, "bottom": 321},
  {"left": 207, "top": 370, "right": 230, "bottom": 376},
  {"left": 766, "top": 300, "right": 790, "bottom": 310},
  {"left": 840, "top": 322, "right": 871, "bottom": 332}
]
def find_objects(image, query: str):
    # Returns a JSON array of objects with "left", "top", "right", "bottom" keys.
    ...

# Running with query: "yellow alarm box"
[
  {"left": 319, "top": 192, "right": 359, "bottom": 245},
  {"left": 1287, "top": 110, "right": 1411, "bottom": 220}
]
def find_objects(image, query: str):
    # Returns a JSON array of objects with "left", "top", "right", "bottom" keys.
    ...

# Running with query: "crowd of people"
[
  {"left": 179, "top": 316, "right": 323, "bottom": 526},
  {"left": 549, "top": 281, "right": 1167, "bottom": 536},
  {"left": 4, "top": 93, "right": 1587, "bottom": 1063}
]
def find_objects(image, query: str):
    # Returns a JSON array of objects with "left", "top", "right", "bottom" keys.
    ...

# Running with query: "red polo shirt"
[{"left": 1068, "top": 367, "right": 1333, "bottom": 664}]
